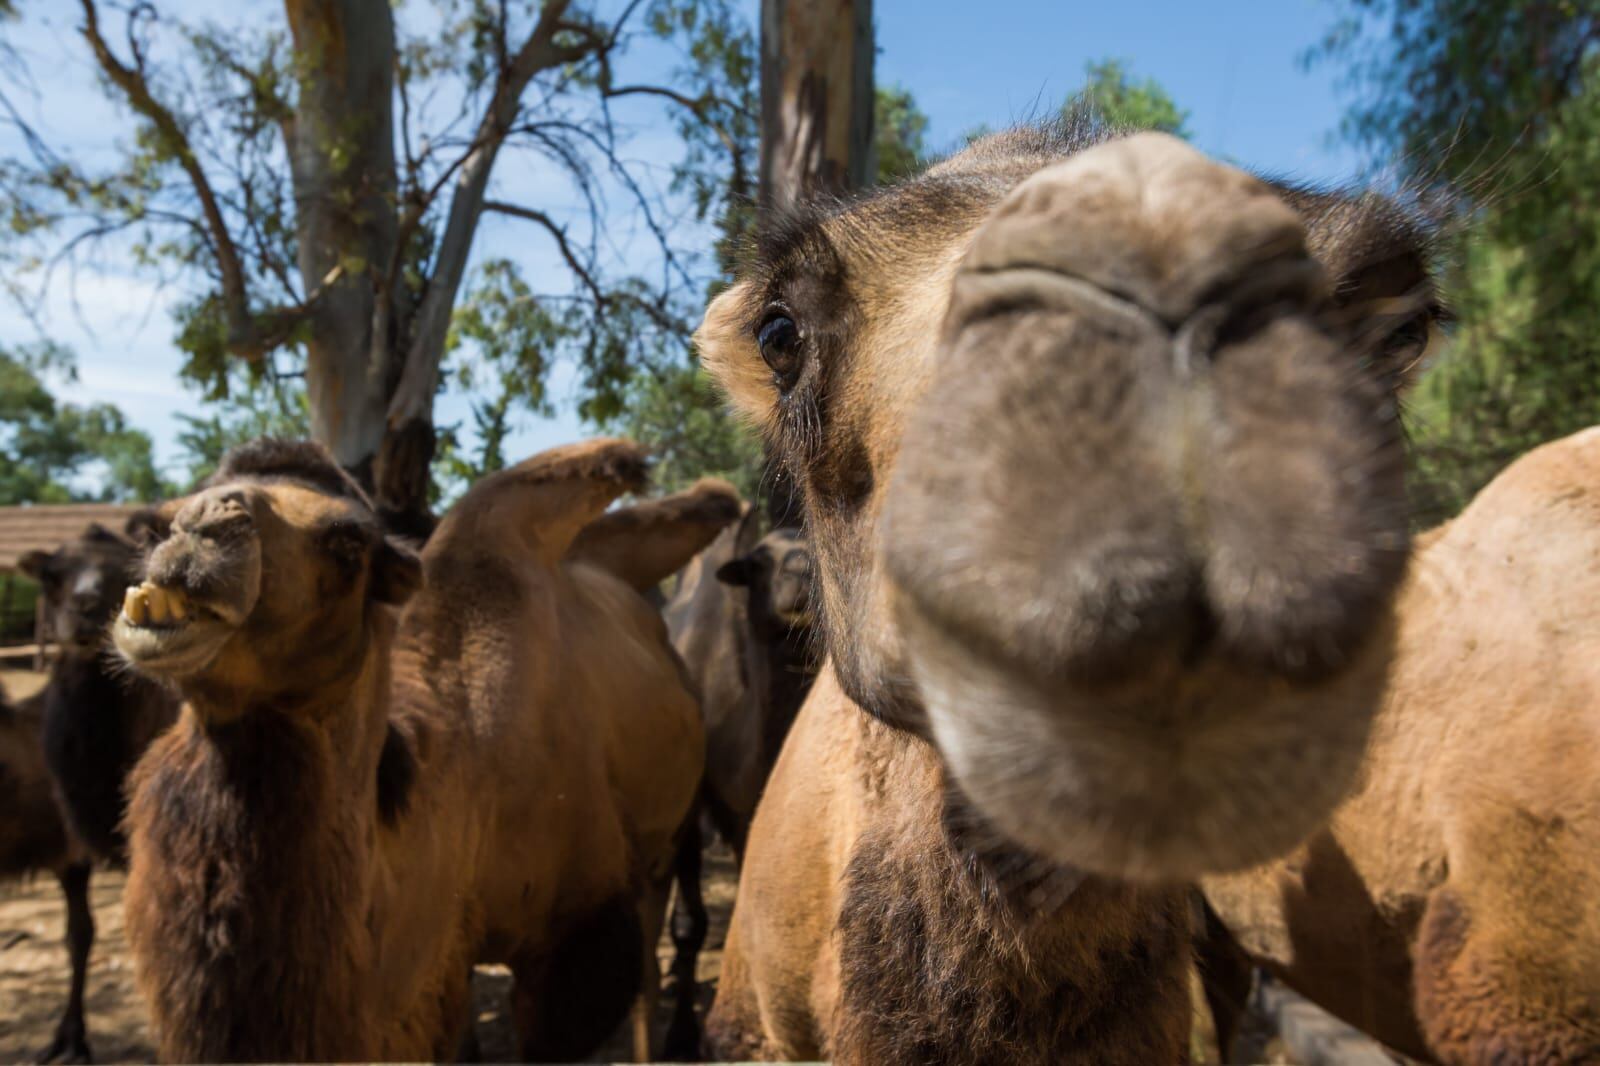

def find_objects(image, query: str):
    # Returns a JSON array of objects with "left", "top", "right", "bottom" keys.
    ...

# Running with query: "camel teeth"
[
  {"left": 167, "top": 592, "right": 187, "bottom": 621},
  {"left": 123, "top": 586, "right": 148, "bottom": 626},
  {"left": 145, "top": 585, "right": 169, "bottom": 624}
]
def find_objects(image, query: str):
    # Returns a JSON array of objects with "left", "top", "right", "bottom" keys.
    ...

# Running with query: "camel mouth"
[
  {"left": 896, "top": 595, "right": 1388, "bottom": 881},
  {"left": 112, "top": 581, "right": 239, "bottom": 677}
]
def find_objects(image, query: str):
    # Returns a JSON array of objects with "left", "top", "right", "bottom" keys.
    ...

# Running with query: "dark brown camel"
[
  {"left": 8, "top": 522, "right": 176, "bottom": 1063},
  {"left": 657, "top": 509, "right": 818, "bottom": 1056}
]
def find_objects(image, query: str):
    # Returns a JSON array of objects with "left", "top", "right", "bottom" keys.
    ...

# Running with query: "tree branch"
[
  {"left": 483, "top": 200, "right": 604, "bottom": 305},
  {"left": 389, "top": 0, "right": 609, "bottom": 427},
  {"left": 604, "top": 83, "right": 747, "bottom": 159},
  {"left": 77, "top": 0, "right": 296, "bottom": 361}
]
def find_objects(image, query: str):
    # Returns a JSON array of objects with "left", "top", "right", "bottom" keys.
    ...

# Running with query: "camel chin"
[{"left": 112, "top": 582, "right": 238, "bottom": 677}]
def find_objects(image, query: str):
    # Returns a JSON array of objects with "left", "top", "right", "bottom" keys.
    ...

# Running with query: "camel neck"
[
  {"left": 123, "top": 620, "right": 398, "bottom": 1061},
  {"left": 831, "top": 699, "right": 1194, "bottom": 1062}
]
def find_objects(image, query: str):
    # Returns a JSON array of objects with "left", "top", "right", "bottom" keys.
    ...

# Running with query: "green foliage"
[
  {"left": 3, "top": 0, "right": 762, "bottom": 510},
  {"left": 875, "top": 84, "right": 930, "bottom": 184},
  {"left": 1312, "top": 0, "right": 1600, "bottom": 520},
  {"left": 0, "top": 343, "right": 172, "bottom": 504},
  {"left": 432, "top": 258, "right": 569, "bottom": 503},
  {"left": 173, "top": 370, "right": 309, "bottom": 489},
  {"left": 1064, "top": 59, "right": 1191, "bottom": 137},
  {"left": 955, "top": 59, "right": 1188, "bottom": 148},
  {"left": 597, "top": 362, "right": 765, "bottom": 499}
]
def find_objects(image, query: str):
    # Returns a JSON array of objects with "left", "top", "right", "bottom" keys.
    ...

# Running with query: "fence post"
[{"left": 34, "top": 591, "right": 47, "bottom": 671}]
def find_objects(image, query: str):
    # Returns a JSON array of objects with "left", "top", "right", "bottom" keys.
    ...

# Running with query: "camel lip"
[{"left": 111, "top": 611, "right": 234, "bottom": 677}]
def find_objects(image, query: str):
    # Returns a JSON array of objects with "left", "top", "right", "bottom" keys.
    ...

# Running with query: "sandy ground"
[
  {"left": 0, "top": 848, "right": 738, "bottom": 1065},
  {"left": 0, "top": 669, "right": 48, "bottom": 702}
]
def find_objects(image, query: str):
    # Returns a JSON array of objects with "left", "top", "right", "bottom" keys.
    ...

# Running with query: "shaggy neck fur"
[
  {"left": 123, "top": 613, "right": 395, "bottom": 1063},
  {"left": 832, "top": 751, "right": 1194, "bottom": 1066}
]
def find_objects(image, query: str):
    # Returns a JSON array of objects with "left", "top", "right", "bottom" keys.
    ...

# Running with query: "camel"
[
  {"left": 657, "top": 511, "right": 818, "bottom": 1055},
  {"left": 666, "top": 511, "right": 816, "bottom": 861},
  {"left": 567, "top": 475, "right": 744, "bottom": 602},
  {"left": 10, "top": 521, "right": 177, "bottom": 1063},
  {"left": 109, "top": 438, "right": 725, "bottom": 1063},
  {"left": 0, "top": 680, "right": 85, "bottom": 1062},
  {"left": 1199, "top": 425, "right": 1600, "bottom": 1064},
  {"left": 692, "top": 126, "right": 1447, "bottom": 1062}
]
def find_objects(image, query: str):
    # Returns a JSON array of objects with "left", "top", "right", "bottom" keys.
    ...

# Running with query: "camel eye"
[{"left": 757, "top": 313, "right": 804, "bottom": 386}]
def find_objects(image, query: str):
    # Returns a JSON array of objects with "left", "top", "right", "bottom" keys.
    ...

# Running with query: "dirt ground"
[
  {"left": 0, "top": 668, "right": 48, "bottom": 702},
  {"left": 0, "top": 848, "right": 738, "bottom": 1065}
]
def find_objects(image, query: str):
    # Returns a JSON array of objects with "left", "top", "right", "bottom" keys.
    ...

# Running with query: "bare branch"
[
  {"left": 389, "top": 0, "right": 623, "bottom": 427},
  {"left": 605, "top": 83, "right": 747, "bottom": 160},
  {"left": 76, "top": 0, "right": 291, "bottom": 360},
  {"left": 483, "top": 199, "right": 604, "bottom": 305}
]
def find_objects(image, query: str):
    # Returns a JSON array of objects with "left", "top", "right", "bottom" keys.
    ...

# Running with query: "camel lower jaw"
[
  {"left": 898, "top": 602, "right": 1383, "bottom": 883},
  {"left": 112, "top": 613, "right": 234, "bottom": 678}
]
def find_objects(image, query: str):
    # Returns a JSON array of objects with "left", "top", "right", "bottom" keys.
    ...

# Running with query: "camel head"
[
  {"left": 112, "top": 440, "right": 421, "bottom": 703},
  {"left": 20, "top": 523, "right": 142, "bottom": 655},
  {"left": 696, "top": 129, "right": 1439, "bottom": 881},
  {"left": 717, "top": 527, "right": 815, "bottom": 640}
]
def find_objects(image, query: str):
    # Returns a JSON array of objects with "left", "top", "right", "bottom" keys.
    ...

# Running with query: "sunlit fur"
[{"left": 1203, "top": 427, "right": 1600, "bottom": 1064}]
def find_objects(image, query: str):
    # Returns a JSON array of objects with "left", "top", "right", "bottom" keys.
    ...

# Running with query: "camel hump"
[
  {"left": 567, "top": 478, "right": 744, "bottom": 593},
  {"left": 426, "top": 438, "right": 652, "bottom": 567}
]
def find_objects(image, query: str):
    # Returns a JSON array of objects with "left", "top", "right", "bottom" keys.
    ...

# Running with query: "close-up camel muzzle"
[{"left": 883, "top": 134, "right": 1408, "bottom": 880}]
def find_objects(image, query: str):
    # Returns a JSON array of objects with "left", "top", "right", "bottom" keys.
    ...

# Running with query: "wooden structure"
[{"left": 0, "top": 503, "right": 139, "bottom": 667}]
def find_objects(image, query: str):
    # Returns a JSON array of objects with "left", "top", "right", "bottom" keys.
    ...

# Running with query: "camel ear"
[
  {"left": 124, "top": 507, "right": 172, "bottom": 547},
  {"left": 716, "top": 557, "right": 756, "bottom": 588},
  {"left": 372, "top": 537, "right": 423, "bottom": 606},
  {"left": 18, "top": 550, "right": 52, "bottom": 583}
]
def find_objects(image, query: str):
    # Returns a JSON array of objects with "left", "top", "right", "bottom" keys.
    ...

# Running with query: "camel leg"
[
  {"left": 1192, "top": 894, "right": 1252, "bottom": 1063},
  {"left": 41, "top": 862, "right": 94, "bottom": 1065},
  {"left": 631, "top": 872, "right": 674, "bottom": 1063},
  {"left": 510, "top": 898, "right": 642, "bottom": 1063},
  {"left": 661, "top": 814, "right": 708, "bottom": 1061},
  {"left": 454, "top": 965, "right": 482, "bottom": 1063}
]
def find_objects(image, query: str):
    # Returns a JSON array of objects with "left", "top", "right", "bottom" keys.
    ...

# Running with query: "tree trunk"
[
  {"left": 758, "top": 0, "right": 875, "bottom": 215},
  {"left": 758, "top": 0, "right": 874, "bottom": 525},
  {"left": 283, "top": 0, "right": 410, "bottom": 512}
]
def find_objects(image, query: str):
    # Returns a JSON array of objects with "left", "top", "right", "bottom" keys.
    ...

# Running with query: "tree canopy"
[
  {"left": 0, "top": 343, "right": 170, "bottom": 505},
  {"left": 2, "top": 0, "right": 753, "bottom": 527},
  {"left": 1065, "top": 59, "right": 1191, "bottom": 138},
  {"left": 1312, "top": 0, "right": 1600, "bottom": 518}
]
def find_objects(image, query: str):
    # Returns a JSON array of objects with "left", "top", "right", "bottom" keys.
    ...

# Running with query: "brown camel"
[
  {"left": 666, "top": 511, "right": 817, "bottom": 861},
  {"left": 109, "top": 438, "right": 717, "bottom": 1063},
  {"left": 567, "top": 476, "right": 744, "bottom": 600},
  {"left": 693, "top": 126, "right": 1444, "bottom": 1062},
  {"left": 658, "top": 511, "right": 819, "bottom": 1056},
  {"left": 1201, "top": 425, "right": 1600, "bottom": 1064},
  {"left": 10, "top": 520, "right": 177, "bottom": 1064}
]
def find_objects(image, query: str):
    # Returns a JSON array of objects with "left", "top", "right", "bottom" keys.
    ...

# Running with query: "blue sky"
[{"left": 1, "top": 0, "right": 1366, "bottom": 484}]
